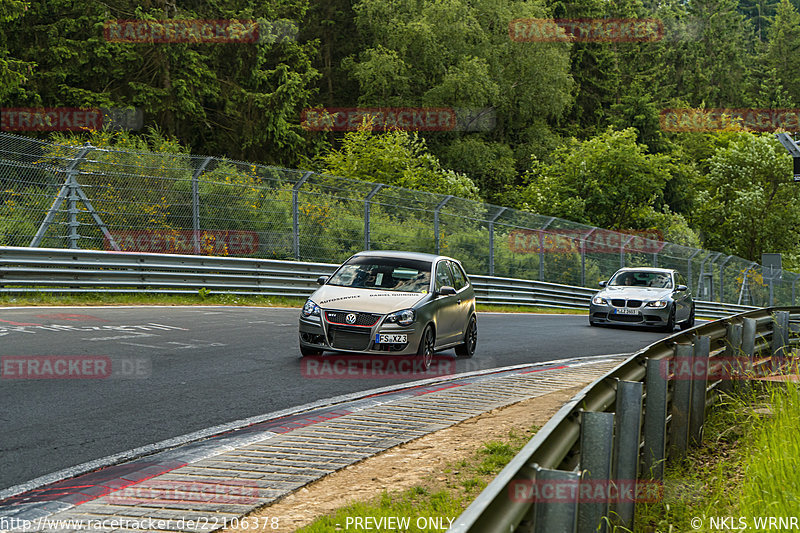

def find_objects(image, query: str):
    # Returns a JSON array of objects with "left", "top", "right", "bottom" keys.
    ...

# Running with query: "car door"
[
  {"left": 673, "top": 272, "right": 691, "bottom": 320},
  {"left": 448, "top": 260, "right": 472, "bottom": 337},
  {"left": 432, "top": 260, "right": 459, "bottom": 345}
]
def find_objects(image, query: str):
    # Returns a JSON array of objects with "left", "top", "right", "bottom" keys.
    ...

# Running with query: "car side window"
[
  {"left": 449, "top": 261, "right": 467, "bottom": 291},
  {"left": 435, "top": 261, "right": 454, "bottom": 292}
]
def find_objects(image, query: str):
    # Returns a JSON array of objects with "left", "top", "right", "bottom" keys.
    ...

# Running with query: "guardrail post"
[
  {"left": 577, "top": 412, "right": 614, "bottom": 533},
  {"left": 612, "top": 380, "right": 643, "bottom": 529},
  {"left": 669, "top": 344, "right": 693, "bottom": 461},
  {"left": 364, "top": 184, "right": 383, "bottom": 251},
  {"left": 772, "top": 311, "right": 790, "bottom": 371},
  {"left": 533, "top": 467, "right": 579, "bottom": 533},
  {"left": 643, "top": 358, "right": 668, "bottom": 480},
  {"left": 689, "top": 336, "right": 710, "bottom": 447},
  {"left": 292, "top": 172, "right": 312, "bottom": 260},
  {"left": 721, "top": 322, "right": 743, "bottom": 391},
  {"left": 192, "top": 156, "right": 214, "bottom": 254}
]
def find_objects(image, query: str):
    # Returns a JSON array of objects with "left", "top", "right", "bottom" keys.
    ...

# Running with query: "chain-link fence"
[{"left": 1, "top": 131, "right": 797, "bottom": 306}]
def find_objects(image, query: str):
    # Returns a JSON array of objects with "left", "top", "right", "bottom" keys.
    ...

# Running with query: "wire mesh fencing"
[{"left": 1, "top": 131, "right": 798, "bottom": 306}]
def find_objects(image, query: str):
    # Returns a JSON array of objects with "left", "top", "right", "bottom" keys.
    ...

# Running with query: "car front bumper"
[
  {"left": 589, "top": 303, "right": 671, "bottom": 327},
  {"left": 299, "top": 313, "right": 424, "bottom": 355}
]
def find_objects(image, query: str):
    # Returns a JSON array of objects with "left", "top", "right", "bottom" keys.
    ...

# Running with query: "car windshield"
[
  {"left": 327, "top": 257, "right": 432, "bottom": 293},
  {"left": 610, "top": 271, "right": 673, "bottom": 289}
]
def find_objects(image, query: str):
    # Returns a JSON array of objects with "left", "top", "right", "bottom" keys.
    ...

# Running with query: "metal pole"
[
  {"left": 619, "top": 234, "right": 635, "bottom": 269},
  {"left": 643, "top": 358, "right": 668, "bottom": 480},
  {"left": 292, "top": 172, "right": 313, "bottom": 260},
  {"left": 539, "top": 217, "right": 556, "bottom": 282},
  {"left": 581, "top": 229, "right": 596, "bottom": 287},
  {"left": 192, "top": 156, "right": 214, "bottom": 254},
  {"left": 434, "top": 195, "right": 453, "bottom": 255},
  {"left": 533, "top": 467, "right": 580, "bottom": 533},
  {"left": 686, "top": 249, "right": 700, "bottom": 293},
  {"left": 488, "top": 208, "right": 506, "bottom": 277},
  {"left": 31, "top": 145, "right": 92, "bottom": 247},
  {"left": 689, "top": 336, "right": 710, "bottom": 446},
  {"left": 669, "top": 344, "right": 693, "bottom": 461},
  {"left": 364, "top": 184, "right": 383, "bottom": 251},
  {"left": 718, "top": 256, "right": 732, "bottom": 303}
]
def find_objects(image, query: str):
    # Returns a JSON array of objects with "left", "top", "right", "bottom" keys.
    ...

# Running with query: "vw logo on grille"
[{"left": 345, "top": 313, "right": 357, "bottom": 324}]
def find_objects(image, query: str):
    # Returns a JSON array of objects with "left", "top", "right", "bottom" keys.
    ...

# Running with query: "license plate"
[
  {"left": 375, "top": 333, "right": 408, "bottom": 344},
  {"left": 614, "top": 308, "right": 640, "bottom": 315}
]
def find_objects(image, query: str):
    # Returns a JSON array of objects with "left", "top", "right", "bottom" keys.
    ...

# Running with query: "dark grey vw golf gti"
[
  {"left": 589, "top": 267, "right": 695, "bottom": 332},
  {"left": 299, "top": 251, "right": 477, "bottom": 369}
]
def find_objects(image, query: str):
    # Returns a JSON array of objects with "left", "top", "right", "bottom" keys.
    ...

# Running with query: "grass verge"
[
  {"left": 295, "top": 427, "right": 538, "bottom": 533},
  {"left": 635, "top": 380, "right": 800, "bottom": 532}
]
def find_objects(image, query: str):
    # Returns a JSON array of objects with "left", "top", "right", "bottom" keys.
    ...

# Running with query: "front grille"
[
  {"left": 608, "top": 314, "right": 644, "bottom": 323},
  {"left": 325, "top": 311, "right": 380, "bottom": 327},
  {"left": 610, "top": 299, "right": 642, "bottom": 308},
  {"left": 328, "top": 326, "right": 371, "bottom": 351}
]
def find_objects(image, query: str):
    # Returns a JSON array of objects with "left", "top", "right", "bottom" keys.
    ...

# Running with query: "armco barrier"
[
  {"left": 448, "top": 307, "right": 800, "bottom": 532},
  {"left": 0, "top": 247, "right": 754, "bottom": 318}
]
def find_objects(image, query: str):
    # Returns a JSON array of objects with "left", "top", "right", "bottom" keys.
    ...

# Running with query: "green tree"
[
  {"left": 766, "top": 0, "right": 800, "bottom": 106},
  {"left": 0, "top": 0, "right": 30, "bottom": 100},
  {"left": 519, "top": 128, "right": 673, "bottom": 230},
  {"left": 691, "top": 132, "right": 800, "bottom": 261},
  {"left": 320, "top": 122, "right": 480, "bottom": 200}
]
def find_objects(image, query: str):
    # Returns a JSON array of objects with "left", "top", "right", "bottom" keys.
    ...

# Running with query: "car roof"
[
  {"left": 350, "top": 250, "right": 454, "bottom": 263},
  {"left": 614, "top": 267, "right": 677, "bottom": 274}
]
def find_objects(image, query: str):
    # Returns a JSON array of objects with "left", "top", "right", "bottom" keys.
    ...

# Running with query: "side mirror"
[
  {"left": 599, "top": 281, "right": 607, "bottom": 287},
  {"left": 317, "top": 275, "right": 328, "bottom": 285},
  {"left": 675, "top": 284, "right": 688, "bottom": 292},
  {"left": 438, "top": 286, "right": 457, "bottom": 296}
]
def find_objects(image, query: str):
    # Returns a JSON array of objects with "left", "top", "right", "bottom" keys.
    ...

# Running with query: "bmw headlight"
[
  {"left": 385, "top": 309, "right": 415, "bottom": 326},
  {"left": 302, "top": 299, "right": 321, "bottom": 317},
  {"left": 592, "top": 296, "right": 608, "bottom": 305},
  {"left": 645, "top": 300, "right": 668, "bottom": 309}
]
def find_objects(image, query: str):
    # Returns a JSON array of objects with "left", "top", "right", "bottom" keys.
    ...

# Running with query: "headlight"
[
  {"left": 645, "top": 300, "right": 668, "bottom": 309},
  {"left": 592, "top": 296, "right": 608, "bottom": 305},
  {"left": 301, "top": 299, "right": 321, "bottom": 317},
  {"left": 385, "top": 309, "right": 415, "bottom": 326}
]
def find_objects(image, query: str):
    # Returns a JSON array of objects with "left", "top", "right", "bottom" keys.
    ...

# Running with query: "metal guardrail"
[
  {"left": 448, "top": 306, "right": 800, "bottom": 533},
  {"left": 0, "top": 247, "right": 754, "bottom": 318}
]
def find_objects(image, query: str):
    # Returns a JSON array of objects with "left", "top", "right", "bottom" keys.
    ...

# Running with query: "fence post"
[
  {"left": 31, "top": 145, "right": 92, "bottom": 248},
  {"left": 718, "top": 256, "right": 732, "bottom": 303},
  {"left": 292, "top": 172, "right": 313, "bottom": 260},
  {"left": 488, "top": 208, "right": 506, "bottom": 277},
  {"left": 687, "top": 249, "right": 700, "bottom": 293},
  {"left": 643, "top": 358, "right": 668, "bottom": 480},
  {"left": 612, "top": 380, "right": 643, "bottom": 529},
  {"left": 619, "top": 234, "right": 634, "bottom": 269},
  {"left": 433, "top": 195, "right": 453, "bottom": 255},
  {"left": 539, "top": 217, "right": 555, "bottom": 282},
  {"left": 669, "top": 344, "right": 693, "bottom": 461},
  {"left": 192, "top": 156, "right": 214, "bottom": 254},
  {"left": 689, "top": 336, "right": 710, "bottom": 446},
  {"left": 580, "top": 229, "right": 595, "bottom": 287},
  {"left": 533, "top": 467, "right": 579, "bottom": 533},
  {"left": 577, "top": 411, "right": 614, "bottom": 533},
  {"left": 364, "top": 184, "right": 383, "bottom": 251}
]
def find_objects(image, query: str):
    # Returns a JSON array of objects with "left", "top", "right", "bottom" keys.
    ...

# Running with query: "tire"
[
  {"left": 455, "top": 316, "right": 477, "bottom": 358},
  {"left": 300, "top": 343, "right": 323, "bottom": 357},
  {"left": 589, "top": 319, "right": 598, "bottom": 327},
  {"left": 416, "top": 325, "right": 435, "bottom": 370},
  {"left": 662, "top": 307, "right": 676, "bottom": 333},
  {"left": 680, "top": 304, "right": 696, "bottom": 331}
]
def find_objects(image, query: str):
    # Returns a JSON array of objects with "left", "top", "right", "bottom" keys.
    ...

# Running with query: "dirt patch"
[{"left": 225, "top": 385, "right": 584, "bottom": 532}]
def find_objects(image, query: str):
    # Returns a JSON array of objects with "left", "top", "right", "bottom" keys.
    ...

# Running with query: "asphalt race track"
[{"left": 0, "top": 306, "right": 670, "bottom": 491}]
